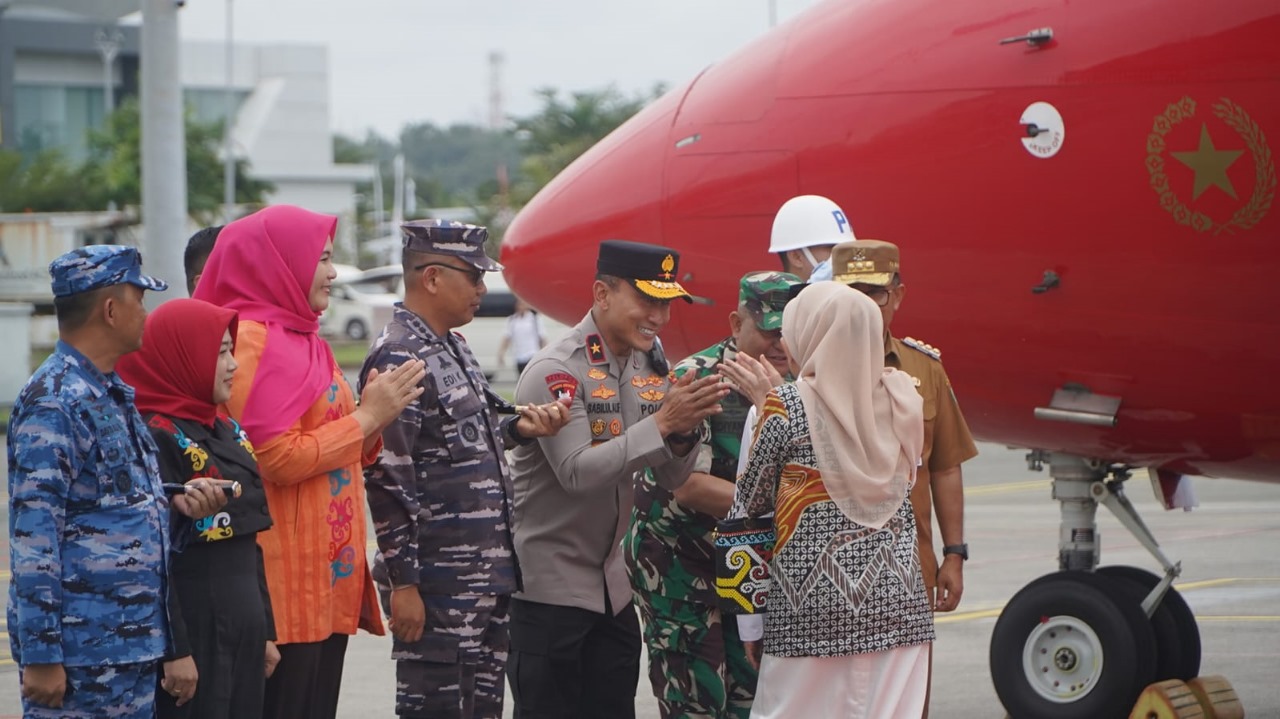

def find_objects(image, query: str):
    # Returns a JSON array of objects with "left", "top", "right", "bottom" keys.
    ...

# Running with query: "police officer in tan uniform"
[
  {"left": 506, "top": 240, "right": 729, "bottom": 719},
  {"left": 829, "top": 239, "right": 978, "bottom": 716}
]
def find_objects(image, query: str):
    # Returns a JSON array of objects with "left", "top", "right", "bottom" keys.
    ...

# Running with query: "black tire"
[
  {"left": 1097, "top": 565, "right": 1201, "bottom": 681},
  {"left": 345, "top": 319, "right": 368, "bottom": 341},
  {"left": 991, "top": 571, "right": 1157, "bottom": 719}
]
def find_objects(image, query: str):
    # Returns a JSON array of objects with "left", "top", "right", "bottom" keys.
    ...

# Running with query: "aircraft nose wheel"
[
  {"left": 991, "top": 571, "right": 1157, "bottom": 719},
  {"left": 1023, "top": 615, "right": 1103, "bottom": 701}
]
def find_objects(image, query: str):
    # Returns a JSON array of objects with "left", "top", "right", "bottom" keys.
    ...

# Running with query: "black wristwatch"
[
  {"left": 942, "top": 543, "right": 969, "bottom": 561},
  {"left": 503, "top": 416, "right": 535, "bottom": 447}
]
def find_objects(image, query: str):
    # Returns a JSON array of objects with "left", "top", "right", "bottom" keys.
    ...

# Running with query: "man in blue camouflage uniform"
[
  {"left": 361, "top": 220, "right": 569, "bottom": 719},
  {"left": 7, "top": 245, "right": 226, "bottom": 718},
  {"left": 626, "top": 271, "right": 802, "bottom": 719}
]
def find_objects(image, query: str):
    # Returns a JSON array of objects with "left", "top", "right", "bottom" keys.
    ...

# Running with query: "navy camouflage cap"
[
  {"left": 401, "top": 219, "right": 503, "bottom": 272},
  {"left": 49, "top": 245, "right": 169, "bottom": 298},
  {"left": 739, "top": 271, "right": 803, "bottom": 330}
]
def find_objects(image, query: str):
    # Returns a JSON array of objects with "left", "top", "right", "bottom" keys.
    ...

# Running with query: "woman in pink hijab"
[
  {"left": 194, "top": 205, "right": 425, "bottom": 719},
  {"left": 719, "top": 281, "right": 931, "bottom": 718}
]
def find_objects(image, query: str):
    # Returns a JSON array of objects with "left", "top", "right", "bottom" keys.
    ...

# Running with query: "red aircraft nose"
[{"left": 501, "top": 87, "right": 687, "bottom": 327}]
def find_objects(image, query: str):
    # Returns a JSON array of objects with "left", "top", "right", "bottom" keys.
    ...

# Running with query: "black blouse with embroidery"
[{"left": 145, "top": 413, "right": 276, "bottom": 656}]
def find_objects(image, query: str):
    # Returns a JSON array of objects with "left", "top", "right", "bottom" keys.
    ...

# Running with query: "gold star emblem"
[
  {"left": 1172, "top": 124, "right": 1244, "bottom": 200},
  {"left": 591, "top": 342, "right": 602, "bottom": 355}
]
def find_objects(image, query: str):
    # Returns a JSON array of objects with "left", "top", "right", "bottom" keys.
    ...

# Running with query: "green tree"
[
  {"left": 398, "top": 123, "right": 520, "bottom": 208},
  {"left": 0, "top": 99, "right": 274, "bottom": 217},
  {"left": 511, "top": 85, "right": 663, "bottom": 205},
  {"left": 0, "top": 148, "right": 99, "bottom": 213},
  {"left": 85, "top": 98, "right": 274, "bottom": 222}
]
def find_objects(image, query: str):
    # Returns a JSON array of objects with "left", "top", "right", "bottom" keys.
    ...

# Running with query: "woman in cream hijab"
[{"left": 724, "top": 281, "right": 932, "bottom": 718}]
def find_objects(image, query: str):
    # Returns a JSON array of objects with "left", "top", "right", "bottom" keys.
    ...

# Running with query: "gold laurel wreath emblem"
[{"left": 1146, "top": 96, "right": 1276, "bottom": 235}]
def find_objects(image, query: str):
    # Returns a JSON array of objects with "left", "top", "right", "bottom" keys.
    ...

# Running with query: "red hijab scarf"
[
  {"left": 193, "top": 205, "right": 339, "bottom": 444},
  {"left": 117, "top": 299, "right": 239, "bottom": 427}
]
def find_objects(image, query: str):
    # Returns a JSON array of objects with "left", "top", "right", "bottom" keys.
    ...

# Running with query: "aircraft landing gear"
[{"left": 989, "top": 453, "right": 1203, "bottom": 719}]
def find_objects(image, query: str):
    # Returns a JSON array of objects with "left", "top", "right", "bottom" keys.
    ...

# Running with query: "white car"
[
  {"left": 319, "top": 266, "right": 399, "bottom": 341},
  {"left": 320, "top": 264, "right": 568, "bottom": 381}
]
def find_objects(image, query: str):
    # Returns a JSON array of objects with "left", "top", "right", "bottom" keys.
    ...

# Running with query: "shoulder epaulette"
[
  {"left": 903, "top": 336, "right": 941, "bottom": 360},
  {"left": 585, "top": 333, "right": 608, "bottom": 364}
]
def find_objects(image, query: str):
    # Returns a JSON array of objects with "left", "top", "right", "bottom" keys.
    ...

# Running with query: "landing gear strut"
[{"left": 989, "top": 453, "right": 1202, "bottom": 719}]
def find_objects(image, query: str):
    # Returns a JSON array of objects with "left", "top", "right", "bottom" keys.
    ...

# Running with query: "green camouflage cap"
[{"left": 739, "top": 271, "right": 803, "bottom": 330}]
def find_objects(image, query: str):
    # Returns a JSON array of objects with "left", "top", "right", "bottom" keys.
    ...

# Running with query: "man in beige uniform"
[
  {"left": 507, "top": 240, "right": 730, "bottom": 719},
  {"left": 829, "top": 239, "right": 978, "bottom": 715}
]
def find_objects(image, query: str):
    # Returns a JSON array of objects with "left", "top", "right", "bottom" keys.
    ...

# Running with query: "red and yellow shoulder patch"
[{"left": 545, "top": 372, "right": 579, "bottom": 403}]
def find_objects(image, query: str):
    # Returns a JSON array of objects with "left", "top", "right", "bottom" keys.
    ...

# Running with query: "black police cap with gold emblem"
[{"left": 596, "top": 240, "right": 692, "bottom": 302}]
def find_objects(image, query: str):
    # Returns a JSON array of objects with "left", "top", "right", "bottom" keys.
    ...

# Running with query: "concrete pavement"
[{"left": 0, "top": 442, "right": 1277, "bottom": 717}]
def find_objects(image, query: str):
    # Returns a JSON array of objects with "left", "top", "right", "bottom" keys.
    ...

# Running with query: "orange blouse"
[{"left": 226, "top": 321, "right": 385, "bottom": 644}]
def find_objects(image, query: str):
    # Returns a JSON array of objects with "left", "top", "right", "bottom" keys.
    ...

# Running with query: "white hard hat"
[{"left": 768, "top": 195, "right": 855, "bottom": 253}]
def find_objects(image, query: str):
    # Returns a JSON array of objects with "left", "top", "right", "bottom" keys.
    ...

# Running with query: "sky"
[{"left": 170, "top": 0, "right": 823, "bottom": 138}]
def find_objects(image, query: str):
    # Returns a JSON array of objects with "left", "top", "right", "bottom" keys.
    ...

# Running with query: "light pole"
[
  {"left": 94, "top": 27, "right": 123, "bottom": 114},
  {"left": 140, "top": 0, "right": 188, "bottom": 301},
  {"left": 222, "top": 0, "right": 236, "bottom": 223}
]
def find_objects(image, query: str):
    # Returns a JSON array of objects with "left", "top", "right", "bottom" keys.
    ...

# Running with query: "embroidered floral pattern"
[
  {"left": 327, "top": 464, "right": 356, "bottom": 586},
  {"left": 196, "top": 511, "right": 234, "bottom": 541},
  {"left": 173, "top": 426, "right": 209, "bottom": 472},
  {"left": 228, "top": 417, "right": 256, "bottom": 459}
]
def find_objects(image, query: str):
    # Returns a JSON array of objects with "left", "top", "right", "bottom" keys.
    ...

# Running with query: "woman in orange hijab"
[{"left": 194, "top": 205, "right": 424, "bottom": 719}]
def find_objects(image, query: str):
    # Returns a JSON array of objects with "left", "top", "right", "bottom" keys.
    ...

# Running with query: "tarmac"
[{"left": 0, "top": 440, "right": 1276, "bottom": 718}]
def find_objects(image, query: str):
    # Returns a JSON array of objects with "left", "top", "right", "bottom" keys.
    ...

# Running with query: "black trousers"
[
  {"left": 157, "top": 537, "right": 269, "bottom": 719},
  {"left": 507, "top": 597, "right": 641, "bottom": 719},
  {"left": 263, "top": 633, "right": 349, "bottom": 719}
]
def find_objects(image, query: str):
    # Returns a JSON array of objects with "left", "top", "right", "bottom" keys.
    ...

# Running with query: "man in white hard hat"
[{"left": 767, "top": 194, "right": 855, "bottom": 281}]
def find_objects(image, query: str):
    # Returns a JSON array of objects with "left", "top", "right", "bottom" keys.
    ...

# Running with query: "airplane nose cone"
[{"left": 501, "top": 88, "right": 686, "bottom": 326}]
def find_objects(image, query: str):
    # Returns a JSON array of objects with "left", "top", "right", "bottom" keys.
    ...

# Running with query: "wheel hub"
[
  {"left": 1022, "top": 614, "right": 1104, "bottom": 703},
  {"left": 1054, "top": 647, "right": 1078, "bottom": 671}
]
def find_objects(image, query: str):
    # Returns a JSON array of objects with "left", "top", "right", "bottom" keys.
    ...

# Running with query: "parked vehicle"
[
  {"left": 319, "top": 265, "right": 397, "bottom": 341},
  {"left": 320, "top": 264, "right": 568, "bottom": 382}
]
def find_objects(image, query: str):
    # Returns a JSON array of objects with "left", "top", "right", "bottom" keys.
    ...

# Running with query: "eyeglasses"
[
  {"left": 415, "top": 262, "right": 485, "bottom": 287},
  {"left": 850, "top": 284, "right": 894, "bottom": 307}
]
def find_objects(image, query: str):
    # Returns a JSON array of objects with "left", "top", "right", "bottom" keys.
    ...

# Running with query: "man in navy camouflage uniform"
[
  {"left": 626, "top": 271, "right": 802, "bottom": 719},
  {"left": 361, "top": 220, "right": 569, "bottom": 719},
  {"left": 7, "top": 245, "right": 226, "bottom": 717}
]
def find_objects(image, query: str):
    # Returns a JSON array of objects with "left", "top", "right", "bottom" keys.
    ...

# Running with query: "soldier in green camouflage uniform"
[{"left": 626, "top": 271, "right": 803, "bottom": 719}]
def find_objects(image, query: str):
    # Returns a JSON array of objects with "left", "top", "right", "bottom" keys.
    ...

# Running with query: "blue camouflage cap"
[
  {"left": 49, "top": 245, "right": 169, "bottom": 298},
  {"left": 401, "top": 219, "right": 503, "bottom": 272}
]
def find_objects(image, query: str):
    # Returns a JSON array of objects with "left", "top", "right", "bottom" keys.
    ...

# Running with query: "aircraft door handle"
[
  {"left": 999, "top": 27, "right": 1054, "bottom": 46},
  {"left": 1023, "top": 123, "right": 1051, "bottom": 137}
]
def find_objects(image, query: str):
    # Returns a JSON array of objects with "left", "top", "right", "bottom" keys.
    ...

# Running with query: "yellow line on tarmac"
[
  {"left": 936, "top": 607, "right": 1280, "bottom": 625},
  {"left": 1177, "top": 577, "right": 1280, "bottom": 590},
  {"left": 935, "top": 608, "right": 1003, "bottom": 624},
  {"left": 1195, "top": 615, "right": 1280, "bottom": 622},
  {"left": 933, "top": 577, "right": 1280, "bottom": 625},
  {"left": 964, "top": 480, "right": 1050, "bottom": 497}
]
